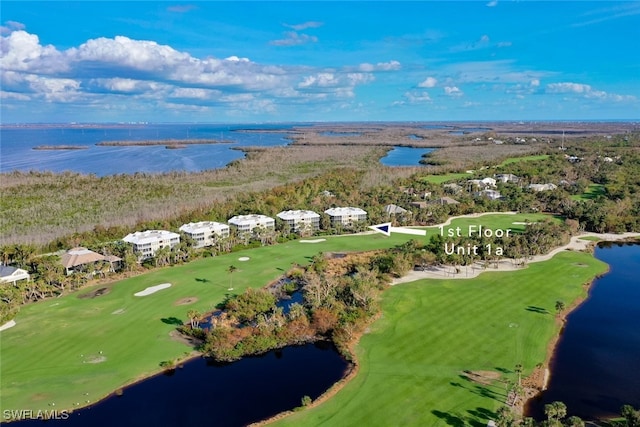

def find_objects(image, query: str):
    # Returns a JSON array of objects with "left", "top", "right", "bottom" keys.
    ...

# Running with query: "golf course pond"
[
  {"left": 14, "top": 341, "right": 349, "bottom": 427},
  {"left": 526, "top": 242, "right": 640, "bottom": 420}
]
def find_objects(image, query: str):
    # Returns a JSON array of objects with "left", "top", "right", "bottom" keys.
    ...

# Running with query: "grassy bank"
[{"left": 272, "top": 251, "right": 607, "bottom": 426}]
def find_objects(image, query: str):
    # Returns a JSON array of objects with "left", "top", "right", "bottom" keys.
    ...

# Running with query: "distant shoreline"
[
  {"left": 96, "top": 139, "right": 234, "bottom": 146},
  {"left": 32, "top": 145, "right": 89, "bottom": 150}
]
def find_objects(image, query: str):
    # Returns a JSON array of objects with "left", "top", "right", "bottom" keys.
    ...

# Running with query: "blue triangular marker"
[{"left": 368, "top": 222, "right": 392, "bottom": 237}]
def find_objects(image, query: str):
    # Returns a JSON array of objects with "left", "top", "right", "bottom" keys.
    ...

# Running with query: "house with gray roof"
[{"left": 0, "top": 266, "right": 30, "bottom": 285}]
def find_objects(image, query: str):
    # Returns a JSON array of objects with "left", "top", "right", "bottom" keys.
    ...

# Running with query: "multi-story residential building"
[
  {"left": 324, "top": 207, "right": 367, "bottom": 227},
  {"left": 228, "top": 214, "right": 275, "bottom": 234},
  {"left": 179, "top": 221, "right": 230, "bottom": 248},
  {"left": 122, "top": 230, "right": 180, "bottom": 260},
  {"left": 276, "top": 210, "right": 320, "bottom": 232},
  {"left": 495, "top": 173, "right": 520, "bottom": 183}
]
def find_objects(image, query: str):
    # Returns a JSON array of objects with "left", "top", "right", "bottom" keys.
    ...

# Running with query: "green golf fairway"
[
  {"left": 0, "top": 213, "right": 563, "bottom": 414},
  {"left": 274, "top": 251, "right": 607, "bottom": 426}
]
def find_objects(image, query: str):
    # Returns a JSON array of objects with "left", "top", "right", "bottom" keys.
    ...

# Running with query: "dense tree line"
[{"left": 495, "top": 402, "right": 640, "bottom": 427}]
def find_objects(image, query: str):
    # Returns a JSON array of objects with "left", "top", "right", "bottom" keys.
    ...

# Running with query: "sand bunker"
[
  {"left": 0, "top": 320, "right": 16, "bottom": 332},
  {"left": 83, "top": 355, "right": 107, "bottom": 364},
  {"left": 174, "top": 297, "right": 198, "bottom": 306},
  {"left": 300, "top": 239, "right": 327, "bottom": 243},
  {"left": 238, "top": 257, "right": 250, "bottom": 261},
  {"left": 134, "top": 283, "right": 172, "bottom": 297},
  {"left": 512, "top": 221, "right": 537, "bottom": 225}
]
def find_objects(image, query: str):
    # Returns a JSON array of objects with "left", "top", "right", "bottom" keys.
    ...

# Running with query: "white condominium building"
[
  {"left": 324, "top": 207, "right": 367, "bottom": 227},
  {"left": 276, "top": 210, "right": 320, "bottom": 232},
  {"left": 179, "top": 221, "right": 230, "bottom": 248},
  {"left": 228, "top": 214, "right": 275, "bottom": 234},
  {"left": 122, "top": 230, "right": 180, "bottom": 259}
]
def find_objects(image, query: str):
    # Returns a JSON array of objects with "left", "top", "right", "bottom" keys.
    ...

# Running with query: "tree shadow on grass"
[
  {"left": 456, "top": 375, "right": 507, "bottom": 403},
  {"left": 161, "top": 317, "right": 183, "bottom": 325},
  {"left": 195, "top": 278, "right": 211, "bottom": 283},
  {"left": 468, "top": 407, "right": 496, "bottom": 426},
  {"left": 432, "top": 410, "right": 466, "bottom": 427},
  {"left": 526, "top": 305, "right": 549, "bottom": 315}
]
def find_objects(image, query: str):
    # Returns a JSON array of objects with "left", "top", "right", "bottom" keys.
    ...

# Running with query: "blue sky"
[{"left": 1, "top": 1, "right": 639, "bottom": 123}]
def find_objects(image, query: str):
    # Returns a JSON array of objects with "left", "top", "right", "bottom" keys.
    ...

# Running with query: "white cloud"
[
  {"left": 402, "top": 90, "right": 432, "bottom": 103},
  {"left": 418, "top": 77, "right": 437, "bottom": 88},
  {"left": 546, "top": 82, "right": 591, "bottom": 94},
  {"left": 170, "top": 88, "right": 217, "bottom": 100},
  {"left": 88, "top": 78, "right": 170, "bottom": 96},
  {"left": 445, "top": 60, "right": 550, "bottom": 85},
  {"left": 71, "top": 35, "right": 191, "bottom": 71},
  {"left": 0, "top": 20, "right": 26, "bottom": 35},
  {"left": 0, "top": 30, "right": 68, "bottom": 73},
  {"left": 283, "top": 21, "right": 323, "bottom": 31},
  {"left": 444, "top": 86, "right": 463, "bottom": 97},
  {"left": 486, "top": 0, "right": 498, "bottom": 7},
  {"left": 167, "top": 4, "right": 198, "bottom": 13},
  {"left": 299, "top": 73, "right": 338, "bottom": 88},
  {"left": 358, "top": 61, "right": 400, "bottom": 72},
  {"left": 224, "top": 56, "right": 250, "bottom": 62},
  {"left": 546, "top": 82, "right": 636, "bottom": 102},
  {"left": 270, "top": 32, "right": 318, "bottom": 46},
  {"left": 347, "top": 73, "right": 374, "bottom": 85},
  {"left": 1, "top": 90, "right": 30, "bottom": 101}
]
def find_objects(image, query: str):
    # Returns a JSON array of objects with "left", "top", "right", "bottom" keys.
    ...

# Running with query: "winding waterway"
[
  {"left": 526, "top": 242, "right": 640, "bottom": 420},
  {"left": 14, "top": 342, "right": 349, "bottom": 427}
]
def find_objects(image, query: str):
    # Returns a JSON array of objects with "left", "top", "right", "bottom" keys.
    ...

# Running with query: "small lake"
[
  {"left": 526, "top": 242, "right": 640, "bottom": 420},
  {"left": 380, "top": 146, "right": 434, "bottom": 167},
  {"left": 15, "top": 342, "right": 349, "bottom": 427}
]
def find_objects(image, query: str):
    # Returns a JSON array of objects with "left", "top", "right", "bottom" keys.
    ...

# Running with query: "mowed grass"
[
  {"left": 419, "top": 172, "right": 472, "bottom": 184},
  {"left": 496, "top": 154, "right": 550, "bottom": 167},
  {"left": 0, "top": 213, "right": 562, "bottom": 413},
  {"left": 571, "top": 184, "right": 606, "bottom": 201},
  {"left": 419, "top": 155, "right": 550, "bottom": 184},
  {"left": 0, "top": 232, "right": 408, "bottom": 412},
  {"left": 579, "top": 236, "right": 602, "bottom": 242},
  {"left": 274, "top": 251, "right": 608, "bottom": 427}
]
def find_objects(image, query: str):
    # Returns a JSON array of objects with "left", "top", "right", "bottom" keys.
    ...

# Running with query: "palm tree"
[
  {"left": 495, "top": 406, "right": 515, "bottom": 427},
  {"left": 227, "top": 265, "right": 237, "bottom": 290},
  {"left": 566, "top": 416, "right": 585, "bottom": 427},
  {"left": 544, "top": 401, "right": 567, "bottom": 424},
  {"left": 187, "top": 309, "right": 200, "bottom": 329},
  {"left": 515, "top": 363, "right": 523, "bottom": 386},
  {"left": 555, "top": 300, "right": 566, "bottom": 316}
]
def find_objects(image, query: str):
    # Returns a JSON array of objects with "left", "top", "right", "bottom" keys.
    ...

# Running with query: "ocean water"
[{"left": 0, "top": 124, "right": 292, "bottom": 176}]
